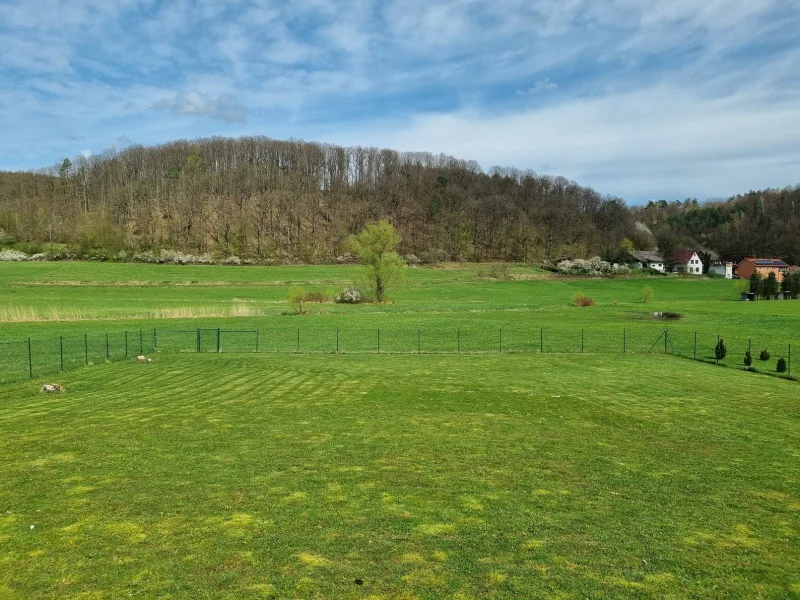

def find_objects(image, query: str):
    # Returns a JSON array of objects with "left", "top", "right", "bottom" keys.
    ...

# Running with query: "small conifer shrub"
[{"left": 715, "top": 339, "right": 727, "bottom": 362}]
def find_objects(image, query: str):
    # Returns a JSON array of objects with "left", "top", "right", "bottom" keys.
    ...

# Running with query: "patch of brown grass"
[{"left": 573, "top": 293, "right": 596, "bottom": 307}]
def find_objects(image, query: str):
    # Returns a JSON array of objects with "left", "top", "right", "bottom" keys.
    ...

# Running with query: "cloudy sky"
[{"left": 1, "top": 0, "right": 799, "bottom": 202}]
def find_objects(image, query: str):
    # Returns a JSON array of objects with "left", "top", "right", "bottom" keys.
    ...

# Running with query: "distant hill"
[{"left": 0, "top": 136, "right": 797, "bottom": 263}]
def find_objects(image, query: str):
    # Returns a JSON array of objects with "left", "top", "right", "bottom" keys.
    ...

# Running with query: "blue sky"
[{"left": 1, "top": 0, "right": 799, "bottom": 203}]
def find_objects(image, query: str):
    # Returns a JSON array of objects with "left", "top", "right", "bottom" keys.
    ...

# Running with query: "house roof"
[
  {"left": 628, "top": 250, "right": 663, "bottom": 263},
  {"left": 738, "top": 258, "right": 790, "bottom": 268},
  {"left": 672, "top": 250, "right": 698, "bottom": 264}
]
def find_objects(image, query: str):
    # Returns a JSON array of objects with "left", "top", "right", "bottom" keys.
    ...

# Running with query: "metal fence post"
[
  {"left": 336, "top": 329, "right": 339, "bottom": 353},
  {"left": 255, "top": 328, "right": 259, "bottom": 353},
  {"left": 124, "top": 331, "right": 128, "bottom": 358},
  {"left": 297, "top": 328, "right": 300, "bottom": 352},
  {"left": 540, "top": 328, "right": 543, "bottom": 353},
  {"left": 581, "top": 329, "right": 584, "bottom": 353},
  {"left": 105, "top": 333, "right": 110, "bottom": 361},
  {"left": 60, "top": 336, "right": 64, "bottom": 372},
  {"left": 27, "top": 337, "right": 33, "bottom": 379},
  {"left": 457, "top": 328, "right": 460, "bottom": 354},
  {"left": 84, "top": 333, "right": 89, "bottom": 365},
  {"left": 623, "top": 328, "right": 626, "bottom": 353},
  {"left": 196, "top": 329, "right": 201, "bottom": 353},
  {"left": 418, "top": 328, "right": 421, "bottom": 354},
  {"left": 377, "top": 329, "right": 381, "bottom": 354},
  {"left": 153, "top": 329, "right": 157, "bottom": 351},
  {"left": 139, "top": 329, "right": 143, "bottom": 355},
  {"left": 216, "top": 328, "right": 221, "bottom": 353},
  {"left": 664, "top": 329, "right": 668, "bottom": 354},
  {"left": 694, "top": 332, "right": 697, "bottom": 360},
  {"left": 499, "top": 328, "right": 502, "bottom": 353}
]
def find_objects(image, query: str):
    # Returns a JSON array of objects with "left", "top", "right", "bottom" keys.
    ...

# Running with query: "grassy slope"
[{"left": 1, "top": 353, "right": 799, "bottom": 599}]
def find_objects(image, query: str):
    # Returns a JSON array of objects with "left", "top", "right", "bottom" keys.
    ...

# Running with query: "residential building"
[
  {"left": 627, "top": 250, "right": 664, "bottom": 273},
  {"left": 710, "top": 262, "right": 734, "bottom": 279},
  {"left": 673, "top": 250, "right": 704, "bottom": 275},
  {"left": 735, "top": 258, "right": 790, "bottom": 282}
]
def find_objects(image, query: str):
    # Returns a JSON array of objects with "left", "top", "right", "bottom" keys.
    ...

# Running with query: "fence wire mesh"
[{"left": 0, "top": 326, "right": 794, "bottom": 385}]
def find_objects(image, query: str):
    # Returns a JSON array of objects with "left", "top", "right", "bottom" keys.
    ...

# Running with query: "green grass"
[
  {"left": 1, "top": 353, "right": 799, "bottom": 598},
  {"left": 1, "top": 262, "right": 799, "bottom": 597},
  {"left": 1, "top": 262, "right": 798, "bottom": 384}
]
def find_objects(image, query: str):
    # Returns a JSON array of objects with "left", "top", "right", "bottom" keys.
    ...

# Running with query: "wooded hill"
[{"left": 0, "top": 136, "right": 798, "bottom": 263}]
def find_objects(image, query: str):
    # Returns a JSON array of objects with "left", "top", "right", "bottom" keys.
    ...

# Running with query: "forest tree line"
[{"left": 0, "top": 136, "right": 798, "bottom": 263}]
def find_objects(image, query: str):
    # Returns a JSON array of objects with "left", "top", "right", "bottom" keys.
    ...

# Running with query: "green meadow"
[
  {"left": 1, "top": 261, "right": 798, "bottom": 379},
  {"left": 1, "top": 262, "right": 799, "bottom": 598}
]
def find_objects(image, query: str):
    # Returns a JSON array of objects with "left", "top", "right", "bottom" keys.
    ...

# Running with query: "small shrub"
[
  {"left": 743, "top": 350, "right": 752, "bottom": 371},
  {"left": 777, "top": 358, "right": 787, "bottom": 373},
  {"left": 477, "top": 263, "right": 510, "bottom": 280},
  {"left": 557, "top": 257, "right": 631, "bottom": 276},
  {"left": 305, "top": 290, "right": 332, "bottom": 303},
  {"left": 715, "top": 338, "right": 727, "bottom": 361},
  {"left": 0, "top": 249, "right": 29, "bottom": 261},
  {"left": 573, "top": 293, "right": 595, "bottom": 307},
  {"left": 640, "top": 285, "right": 654, "bottom": 304},
  {"left": 334, "top": 287, "right": 363, "bottom": 304},
  {"left": 759, "top": 349, "right": 770, "bottom": 361},
  {"left": 288, "top": 286, "right": 307, "bottom": 314}
]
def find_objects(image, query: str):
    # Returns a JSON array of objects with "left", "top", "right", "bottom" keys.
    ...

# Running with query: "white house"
[
  {"left": 627, "top": 250, "right": 664, "bottom": 273},
  {"left": 710, "top": 262, "right": 734, "bottom": 279},
  {"left": 673, "top": 250, "right": 704, "bottom": 275}
]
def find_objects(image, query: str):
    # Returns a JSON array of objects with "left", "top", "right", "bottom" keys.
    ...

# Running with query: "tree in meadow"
[{"left": 347, "top": 220, "right": 407, "bottom": 303}]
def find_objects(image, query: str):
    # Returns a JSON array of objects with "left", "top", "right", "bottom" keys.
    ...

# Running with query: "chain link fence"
[{"left": 0, "top": 326, "right": 794, "bottom": 385}]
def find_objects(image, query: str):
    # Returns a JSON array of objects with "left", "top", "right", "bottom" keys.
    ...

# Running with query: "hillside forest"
[{"left": 1, "top": 136, "right": 798, "bottom": 263}]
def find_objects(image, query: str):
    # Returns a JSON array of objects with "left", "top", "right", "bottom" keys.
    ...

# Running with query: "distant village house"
[
  {"left": 709, "top": 262, "right": 734, "bottom": 279},
  {"left": 672, "top": 250, "right": 704, "bottom": 275},
  {"left": 626, "top": 250, "right": 664, "bottom": 273},
  {"left": 735, "top": 258, "right": 790, "bottom": 282}
]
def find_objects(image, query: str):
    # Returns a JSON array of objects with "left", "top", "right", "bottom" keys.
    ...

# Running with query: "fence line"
[{"left": 0, "top": 326, "right": 794, "bottom": 385}]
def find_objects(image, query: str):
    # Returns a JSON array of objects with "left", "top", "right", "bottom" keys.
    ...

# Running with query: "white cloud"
[
  {"left": 151, "top": 90, "right": 247, "bottom": 123},
  {"left": 330, "top": 83, "right": 800, "bottom": 200}
]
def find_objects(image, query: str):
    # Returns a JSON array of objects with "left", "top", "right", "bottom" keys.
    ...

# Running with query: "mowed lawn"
[{"left": 1, "top": 353, "right": 798, "bottom": 599}]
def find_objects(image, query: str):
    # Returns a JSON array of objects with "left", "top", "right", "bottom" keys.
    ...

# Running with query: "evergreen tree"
[
  {"left": 715, "top": 338, "right": 727, "bottom": 362},
  {"left": 764, "top": 272, "right": 778, "bottom": 299},
  {"left": 749, "top": 272, "right": 762, "bottom": 295}
]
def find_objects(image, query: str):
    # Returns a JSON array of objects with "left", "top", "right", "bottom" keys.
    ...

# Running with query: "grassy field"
[
  {"left": 1, "top": 261, "right": 798, "bottom": 383},
  {"left": 1, "top": 353, "right": 799, "bottom": 599},
  {"left": 1, "top": 262, "right": 799, "bottom": 598}
]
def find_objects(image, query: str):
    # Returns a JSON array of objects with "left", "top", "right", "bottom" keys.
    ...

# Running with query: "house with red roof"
[
  {"left": 672, "top": 250, "right": 704, "bottom": 275},
  {"left": 735, "top": 258, "right": 790, "bottom": 282}
]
